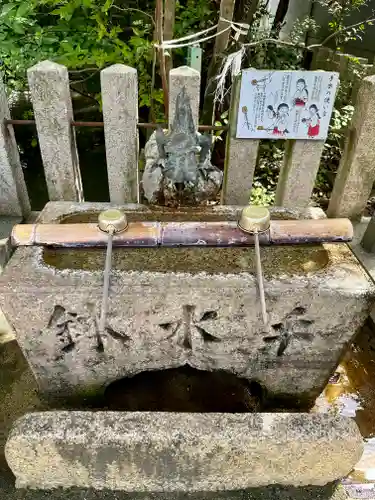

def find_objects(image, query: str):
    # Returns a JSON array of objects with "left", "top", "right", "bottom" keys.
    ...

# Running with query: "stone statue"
[{"left": 142, "top": 87, "right": 223, "bottom": 206}]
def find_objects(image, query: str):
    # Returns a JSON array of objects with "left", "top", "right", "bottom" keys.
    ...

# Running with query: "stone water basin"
[
  {"left": 1, "top": 201, "right": 374, "bottom": 493},
  {"left": 0, "top": 201, "right": 373, "bottom": 409}
]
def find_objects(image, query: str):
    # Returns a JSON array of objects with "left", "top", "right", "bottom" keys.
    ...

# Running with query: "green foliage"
[
  {"left": 250, "top": 140, "right": 283, "bottom": 206},
  {"left": 0, "top": 0, "right": 157, "bottom": 97},
  {"left": 289, "top": 16, "right": 320, "bottom": 44},
  {"left": 0, "top": 0, "right": 215, "bottom": 111},
  {"left": 317, "top": 0, "right": 371, "bottom": 47},
  {"left": 314, "top": 104, "right": 354, "bottom": 201},
  {"left": 175, "top": 0, "right": 214, "bottom": 34},
  {"left": 250, "top": 182, "right": 275, "bottom": 206},
  {"left": 212, "top": 110, "right": 228, "bottom": 143}
]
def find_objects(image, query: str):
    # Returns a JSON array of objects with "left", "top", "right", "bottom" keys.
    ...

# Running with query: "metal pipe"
[
  {"left": 4, "top": 119, "right": 229, "bottom": 132},
  {"left": 11, "top": 218, "right": 353, "bottom": 248},
  {"left": 72, "top": 120, "right": 103, "bottom": 128},
  {"left": 5, "top": 119, "right": 36, "bottom": 126}
]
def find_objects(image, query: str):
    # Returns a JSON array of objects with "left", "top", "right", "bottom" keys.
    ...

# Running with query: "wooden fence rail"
[{"left": 1, "top": 57, "right": 375, "bottom": 221}]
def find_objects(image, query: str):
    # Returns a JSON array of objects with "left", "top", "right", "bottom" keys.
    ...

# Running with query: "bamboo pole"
[
  {"left": 11, "top": 219, "right": 353, "bottom": 248},
  {"left": 155, "top": 0, "right": 169, "bottom": 118},
  {"left": 213, "top": 0, "right": 236, "bottom": 56},
  {"left": 164, "top": 0, "right": 175, "bottom": 77},
  {"left": 202, "top": 0, "right": 236, "bottom": 124}
]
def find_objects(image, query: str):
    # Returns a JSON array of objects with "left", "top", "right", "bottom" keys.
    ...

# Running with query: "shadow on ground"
[{"left": 0, "top": 483, "right": 345, "bottom": 500}]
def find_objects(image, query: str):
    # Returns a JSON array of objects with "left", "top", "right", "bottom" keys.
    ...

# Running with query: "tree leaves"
[
  {"left": 12, "top": 21, "right": 25, "bottom": 34},
  {"left": 0, "top": 4, "right": 17, "bottom": 19},
  {"left": 16, "top": 1, "right": 31, "bottom": 18},
  {"left": 101, "top": 0, "right": 112, "bottom": 13},
  {"left": 0, "top": 0, "right": 214, "bottom": 120}
]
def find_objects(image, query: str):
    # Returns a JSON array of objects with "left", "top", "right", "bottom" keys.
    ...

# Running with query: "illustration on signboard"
[
  {"left": 236, "top": 70, "right": 339, "bottom": 140},
  {"left": 302, "top": 104, "right": 320, "bottom": 138},
  {"left": 265, "top": 103, "right": 290, "bottom": 136},
  {"left": 293, "top": 79, "right": 308, "bottom": 108}
]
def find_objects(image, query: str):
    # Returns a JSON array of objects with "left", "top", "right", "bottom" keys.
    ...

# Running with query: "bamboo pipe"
[{"left": 11, "top": 219, "right": 353, "bottom": 248}]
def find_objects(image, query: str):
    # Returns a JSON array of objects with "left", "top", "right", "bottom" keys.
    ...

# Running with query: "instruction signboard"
[{"left": 236, "top": 70, "right": 339, "bottom": 140}]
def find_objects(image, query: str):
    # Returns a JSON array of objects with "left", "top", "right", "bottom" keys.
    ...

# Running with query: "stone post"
[
  {"left": 0, "top": 75, "right": 30, "bottom": 216},
  {"left": 169, "top": 66, "right": 200, "bottom": 129},
  {"left": 27, "top": 60, "right": 83, "bottom": 202},
  {"left": 101, "top": 65, "right": 139, "bottom": 203},
  {"left": 352, "top": 63, "right": 374, "bottom": 103},
  {"left": 275, "top": 140, "right": 325, "bottom": 210},
  {"left": 310, "top": 47, "right": 334, "bottom": 71},
  {"left": 221, "top": 74, "right": 259, "bottom": 205},
  {"left": 328, "top": 75, "right": 375, "bottom": 219},
  {"left": 361, "top": 213, "right": 375, "bottom": 252}
]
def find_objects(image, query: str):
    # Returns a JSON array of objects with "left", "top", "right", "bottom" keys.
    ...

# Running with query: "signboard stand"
[{"left": 236, "top": 70, "right": 339, "bottom": 141}]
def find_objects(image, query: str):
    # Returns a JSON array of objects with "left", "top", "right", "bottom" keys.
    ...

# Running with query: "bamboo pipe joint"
[{"left": 10, "top": 217, "right": 353, "bottom": 248}]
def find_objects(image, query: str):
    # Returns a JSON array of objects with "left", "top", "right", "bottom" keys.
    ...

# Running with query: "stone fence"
[{"left": 1, "top": 59, "right": 375, "bottom": 220}]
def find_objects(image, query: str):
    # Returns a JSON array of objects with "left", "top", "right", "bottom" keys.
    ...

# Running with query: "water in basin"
[{"left": 43, "top": 208, "right": 330, "bottom": 275}]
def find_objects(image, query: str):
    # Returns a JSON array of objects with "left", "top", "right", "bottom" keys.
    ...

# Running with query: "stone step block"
[{"left": 5, "top": 411, "right": 363, "bottom": 491}]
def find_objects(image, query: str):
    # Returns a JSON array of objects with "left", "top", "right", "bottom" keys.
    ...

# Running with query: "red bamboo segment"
[
  {"left": 11, "top": 218, "right": 353, "bottom": 248},
  {"left": 270, "top": 218, "right": 353, "bottom": 245},
  {"left": 12, "top": 223, "right": 159, "bottom": 248}
]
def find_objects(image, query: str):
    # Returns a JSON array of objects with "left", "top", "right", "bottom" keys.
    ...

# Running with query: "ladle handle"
[
  {"left": 254, "top": 230, "right": 268, "bottom": 327},
  {"left": 99, "top": 230, "right": 114, "bottom": 337}
]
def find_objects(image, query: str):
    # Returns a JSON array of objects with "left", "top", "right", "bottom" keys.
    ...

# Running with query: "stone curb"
[{"left": 5, "top": 411, "right": 363, "bottom": 491}]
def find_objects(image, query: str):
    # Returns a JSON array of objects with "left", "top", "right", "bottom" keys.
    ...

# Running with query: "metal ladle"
[
  {"left": 238, "top": 206, "right": 271, "bottom": 327},
  {"left": 97, "top": 206, "right": 271, "bottom": 333},
  {"left": 98, "top": 209, "right": 128, "bottom": 336}
]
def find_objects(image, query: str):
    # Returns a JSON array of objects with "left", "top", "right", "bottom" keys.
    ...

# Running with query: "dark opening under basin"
[{"left": 104, "top": 366, "right": 263, "bottom": 413}]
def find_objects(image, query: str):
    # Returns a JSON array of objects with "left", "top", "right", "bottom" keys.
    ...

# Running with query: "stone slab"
[
  {"left": 0, "top": 202, "right": 373, "bottom": 405},
  {"left": 222, "top": 74, "right": 259, "bottom": 206},
  {"left": 275, "top": 139, "right": 325, "bottom": 210},
  {"left": 101, "top": 65, "right": 138, "bottom": 204},
  {"left": 0, "top": 216, "right": 22, "bottom": 343},
  {"left": 0, "top": 76, "right": 30, "bottom": 217},
  {"left": 223, "top": 137, "right": 258, "bottom": 205},
  {"left": 0, "top": 215, "right": 22, "bottom": 239},
  {"left": 328, "top": 75, "right": 375, "bottom": 219},
  {"left": 27, "top": 61, "right": 83, "bottom": 202},
  {"left": 169, "top": 67, "right": 200, "bottom": 130},
  {"left": 0, "top": 338, "right": 365, "bottom": 500},
  {"left": 0, "top": 215, "right": 21, "bottom": 273},
  {"left": 5, "top": 412, "right": 363, "bottom": 491}
]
